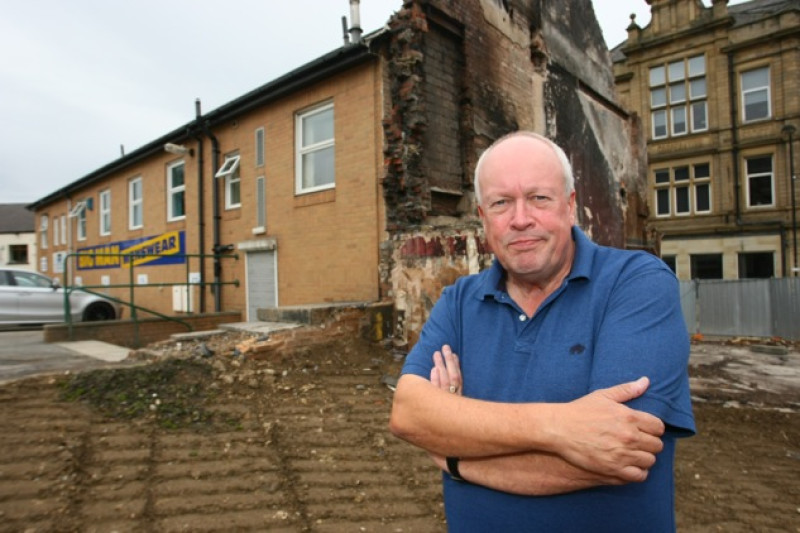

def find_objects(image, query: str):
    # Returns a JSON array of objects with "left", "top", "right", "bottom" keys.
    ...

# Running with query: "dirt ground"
[{"left": 0, "top": 334, "right": 798, "bottom": 532}]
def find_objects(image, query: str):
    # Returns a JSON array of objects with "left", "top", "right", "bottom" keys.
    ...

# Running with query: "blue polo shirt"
[{"left": 401, "top": 227, "right": 695, "bottom": 532}]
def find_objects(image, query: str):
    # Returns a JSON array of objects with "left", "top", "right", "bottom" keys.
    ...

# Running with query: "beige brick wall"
[{"left": 34, "top": 61, "right": 386, "bottom": 318}]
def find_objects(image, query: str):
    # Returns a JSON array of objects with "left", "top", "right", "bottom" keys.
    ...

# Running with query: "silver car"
[{"left": 0, "top": 268, "right": 120, "bottom": 324}]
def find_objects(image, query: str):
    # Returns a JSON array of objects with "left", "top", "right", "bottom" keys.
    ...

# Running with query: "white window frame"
[
  {"left": 653, "top": 163, "right": 713, "bottom": 217},
  {"left": 76, "top": 207, "right": 87, "bottom": 241},
  {"left": 129, "top": 177, "right": 143, "bottom": 230},
  {"left": 167, "top": 161, "right": 186, "bottom": 221},
  {"left": 216, "top": 154, "right": 242, "bottom": 210},
  {"left": 40, "top": 215, "right": 49, "bottom": 249},
  {"left": 53, "top": 214, "right": 60, "bottom": 246},
  {"left": 745, "top": 155, "right": 775, "bottom": 208},
  {"left": 253, "top": 175, "right": 266, "bottom": 234},
  {"left": 99, "top": 189, "right": 111, "bottom": 236},
  {"left": 255, "top": 127, "right": 265, "bottom": 167},
  {"left": 741, "top": 66, "right": 771, "bottom": 123},
  {"left": 295, "top": 102, "right": 335, "bottom": 194},
  {"left": 60, "top": 215, "right": 66, "bottom": 246},
  {"left": 649, "top": 55, "right": 707, "bottom": 140}
]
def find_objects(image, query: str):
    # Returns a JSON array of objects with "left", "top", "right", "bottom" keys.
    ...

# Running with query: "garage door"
[{"left": 246, "top": 250, "right": 276, "bottom": 321}]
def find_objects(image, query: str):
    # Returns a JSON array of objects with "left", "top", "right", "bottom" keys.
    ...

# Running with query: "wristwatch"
[{"left": 446, "top": 456, "right": 465, "bottom": 482}]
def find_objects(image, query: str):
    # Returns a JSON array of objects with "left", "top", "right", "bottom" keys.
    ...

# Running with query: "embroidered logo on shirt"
[{"left": 569, "top": 344, "right": 585, "bottom": 355}]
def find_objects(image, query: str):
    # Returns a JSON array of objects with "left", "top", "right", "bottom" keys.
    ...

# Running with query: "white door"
[{"left": 245, "top": 251, "right": 276, "bottom": 321}]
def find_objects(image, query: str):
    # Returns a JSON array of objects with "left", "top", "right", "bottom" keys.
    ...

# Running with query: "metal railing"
[{"left": 62, "top": 251, "right": 239, "bottom": 345}]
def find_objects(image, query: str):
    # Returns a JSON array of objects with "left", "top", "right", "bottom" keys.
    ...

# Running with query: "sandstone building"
[{"left": 613, "top": 0, "right": 800, "bottom": 279}]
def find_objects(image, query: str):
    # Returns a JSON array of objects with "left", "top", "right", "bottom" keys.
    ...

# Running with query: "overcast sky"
[{"left": 0, "top": 0, "right": 735, "bottom": 204}]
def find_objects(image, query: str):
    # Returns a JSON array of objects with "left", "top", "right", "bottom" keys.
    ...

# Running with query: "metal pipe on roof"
[{"left": 349, "top": 0, "right": 362, "bottom": 44}]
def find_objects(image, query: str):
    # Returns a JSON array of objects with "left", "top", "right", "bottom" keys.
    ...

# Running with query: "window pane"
[
  {"left": 691, "top": 254, "right": 723, "bottom": 279},
  {"left": 669, "top": 82, "right": 686, "bottom": 103},
  {"left": 690, "top": 78, "right": 706, "bottom": 99},
  {"left": 656, "top": 189, "right": 670, "bottom": 215},
  {"left": 661, "top": 255, "right": 677, "bottom": 273},
  {"left": 744, "top": 90, "right": 769, "bottom": 121},
  {"left": 691, "top": 101, "right": 707, "bottom": 130},
  {"left": 172, "top": 192, "right": 185, "bottom": 217},
  {"left": 675, "top": 186, "right": 690, "bottom": 213},
  {"left": 696, "top": 183, "right": 710, "bottom": 212},
  {"left": 741, "top": 68, "right": 768, "bottom": 91},
  {"left": 654, "top": 169, "right": 670, "bottom": 184},
  {"left": 668, "top": 60, "right": 684, "bottom": 81},
  {"left": 672, "top": 106, "right": 687, "bottom": 134},
  {"left": 738, "top": 252, "right": 774, "bottom": 278},
  {"left": 229, "top": 178, "right": 240, "bottom": 206},
  {"left": 749, "top": 175, "right": 773, "bottom": 206},
  {"left": 694, "top": 163, "right": 710, "bottom": 179},
  {"left": 302, "top": 108, "right": 334, "bottom": 146},
  {"left": 674, "top": 166, "right": 690, "bottom": 181},
  {"left": 171, "top": 164, "right": 184, "bottom": 187},
  {"left": 688, "top": 55, "right": 705, "bottom": 77},
  {"left": 747, "top": 156, "right": 772, "bottom": 175},
  {"left": 255, "top": 128, "right": 265, "bottom": 166},
  {"left": 651, "top": 87, "right": 666, "bottom": 107},
  {"left": 302, "top": 146, "right": 335, "bottom": 188},
  {"left": 649, "top": 65, "right": 665, "bottom": 86},
  {"left": 653, "top": 110, "right": 667, "bottom": 138}
]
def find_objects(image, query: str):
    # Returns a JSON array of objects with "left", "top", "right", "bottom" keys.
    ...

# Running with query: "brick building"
[
  {"left": 0, "top": 204, "right": 36, "bottom": 272},
  {"left": 613, "top": 0, "right": 800, "bottom": 279},
  {"left": 29, "top": 0, "right": 648, "bottom": 346}
]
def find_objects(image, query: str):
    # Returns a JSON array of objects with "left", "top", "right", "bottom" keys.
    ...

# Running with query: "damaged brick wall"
[{"left": 380, "top": 0, "right": 650, "bottom": 346}]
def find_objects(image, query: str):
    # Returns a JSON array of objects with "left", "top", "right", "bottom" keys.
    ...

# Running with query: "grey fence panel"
[
  {"left": 698, "top": 279, "right": 772, "bottom": 338},
  {"left": 679, "top": 278, "right": 800, "bottom": 340},
  {"left": 771, "top": 278, "right": 800, "bottom": 340},
  {"left": 678, "top": 281, "right": 697, "bottom": 335}
]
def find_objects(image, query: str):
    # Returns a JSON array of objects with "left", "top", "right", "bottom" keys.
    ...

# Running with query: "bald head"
[{"left": 474, "top": 132, "right": 575, "bottom": 206}]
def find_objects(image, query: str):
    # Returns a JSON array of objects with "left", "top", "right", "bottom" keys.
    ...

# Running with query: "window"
[
  {"left": 216, "top": 154, "right": 241, "bottom": 209},
  {"left": 53, "top": 215, "right": 60, "bottom": 246},
  {"left": 296, "top": 103, "right": 335, "bottom": 193},
  {"left": 255, "top": 127, "right": 265, "bottom": 167},
  {"left": 129, "top": 177, "right": 143, "bottom": 229},
  {"left": 745, "top": 155, "right": 774, "bottom": 207},
  {"left": 738, "top": 252, "right": 774, "bottom": 278},
  {"left": 40, "top": 215, "right": 49, "bottom": 249},
  {"left": 690, "top": 254, "right": 723, "bottom": 279},
  {"left": 649, "top": 55, "right": 707, "bottom": 139},
  {"left": 653, "top": 162, "right": 712, "bottom": 217},
  {"left": 99, "top": 189, "right": 111, "bottom": 236},
  {"left": 60, "top": 215, "right": 66, "bottom": 245},
  {"left": 255, "top": 175, "right": 266, "bottom": 230},
  {"left": 76, "top": 207, "right": 87, "bottom": 241},
  {"left": 9, "top": 244, "right": 28, "bottom": 264},
  {"left": 661, "top": 255, "right": 676, "bottom": 274},
  {"left": 741, "top": 66, "right": 770, "bottom": 122},
  {"left": 167, "top": 162, "right": 186, "bottom": 221}
]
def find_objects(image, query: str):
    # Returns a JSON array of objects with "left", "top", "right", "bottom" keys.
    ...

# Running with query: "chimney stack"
[{"left": 349, "top": 0, "right": 363, "bottom": 44}]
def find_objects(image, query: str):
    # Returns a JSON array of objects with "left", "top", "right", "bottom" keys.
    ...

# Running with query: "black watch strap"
[{"left": 446, "top": 456, "right": 464, "bottom": 482}]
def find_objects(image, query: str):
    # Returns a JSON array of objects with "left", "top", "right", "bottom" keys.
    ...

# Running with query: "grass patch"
[{"left": 59, "top": 358, "right": 237, "bottom": 430}]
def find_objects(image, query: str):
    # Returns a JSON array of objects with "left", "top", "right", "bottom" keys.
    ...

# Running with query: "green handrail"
[{"left": 62, "top": 251, "right": 239, "bottom": 347}]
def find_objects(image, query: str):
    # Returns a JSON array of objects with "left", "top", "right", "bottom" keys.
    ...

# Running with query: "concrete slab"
[
  {"left": 55, "top": 341, "right": 131, "bottom": 362},
  {"left": 219, "top": 322, "right": 302, "bottom": 336}
]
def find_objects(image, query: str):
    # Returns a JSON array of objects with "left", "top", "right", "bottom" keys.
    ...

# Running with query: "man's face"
[{"left": 477, "top": 136, "right": 576, "bottom": 287}]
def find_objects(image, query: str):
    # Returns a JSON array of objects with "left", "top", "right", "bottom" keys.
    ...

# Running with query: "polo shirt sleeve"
[
  {"left": 400, "top": 285, "right": 460, "bottom": 380},
  {"left": 589, "top": 259, "right": 695, "bottom": 437}
]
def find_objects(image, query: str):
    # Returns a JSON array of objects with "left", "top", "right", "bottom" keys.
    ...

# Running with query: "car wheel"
[{"left": 82, "top": 302, "right": 116, "bottom": 321}]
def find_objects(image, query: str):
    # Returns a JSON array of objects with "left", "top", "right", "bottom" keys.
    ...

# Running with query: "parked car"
[{"left": 0, "top": 268, "right": 120, "bottom": 324}]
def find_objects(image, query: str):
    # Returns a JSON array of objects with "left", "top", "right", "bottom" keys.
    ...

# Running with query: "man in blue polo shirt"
[{"left": 389, "top": 131, "right": 695, "bottom": 531}]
